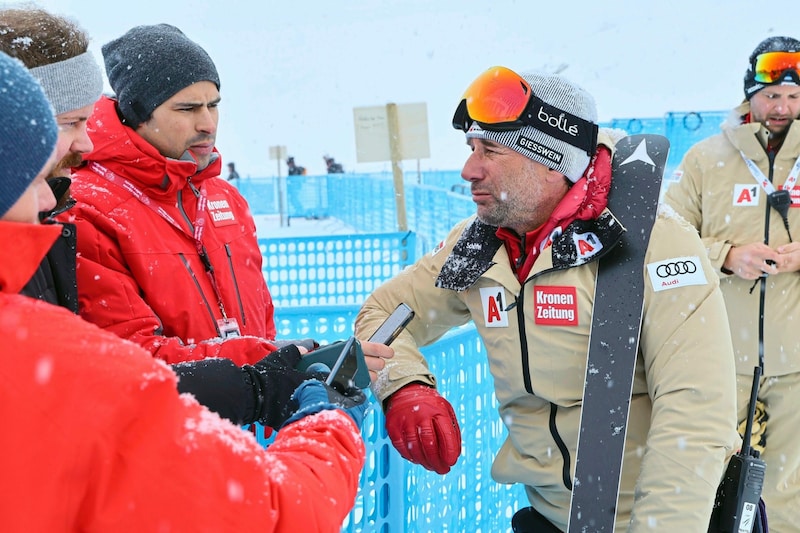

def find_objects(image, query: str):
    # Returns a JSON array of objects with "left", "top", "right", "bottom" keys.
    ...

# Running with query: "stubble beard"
[
  {"left": 475, "top": 193, "right": 516, "bottom": 229},
  {"left": 49, "top": 151, "right": 83, "bottom": 179}
]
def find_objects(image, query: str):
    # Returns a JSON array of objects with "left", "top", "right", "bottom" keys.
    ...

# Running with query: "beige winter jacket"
[
  {"left": 664, "top": 102, "right": 800, "bottom": 377},
  {"left": 356, "top": 200, "right": 738, "bottom": 531}
]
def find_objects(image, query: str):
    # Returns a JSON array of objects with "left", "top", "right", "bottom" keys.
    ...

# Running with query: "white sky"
[{"left": 6, "top": 0, "right": 800, "bottom": 176}]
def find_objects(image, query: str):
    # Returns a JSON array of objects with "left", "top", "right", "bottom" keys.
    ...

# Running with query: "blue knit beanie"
[
  {"left": 102, "top": 24, "right": 220, "bottom": 128},
  {"left": 0, "top": 51, "right": 58, "bottom": 217}
]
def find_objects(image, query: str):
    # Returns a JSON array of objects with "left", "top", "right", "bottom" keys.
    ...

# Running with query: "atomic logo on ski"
[{"left": 619, "top": 138, "right": 656, "bottom": 167}]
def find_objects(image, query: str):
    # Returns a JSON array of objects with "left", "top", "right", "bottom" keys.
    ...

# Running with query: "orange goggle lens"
[
  {"left": 753, "top": 51, "right": 800, "bottom": 83},
  {"left": 459, "top": 66, "right": 532, "bottom": 125}
]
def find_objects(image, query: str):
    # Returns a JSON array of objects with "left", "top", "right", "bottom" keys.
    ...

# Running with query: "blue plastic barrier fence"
[
  {"left": 260, "top": 232, "right": 416, "bottom": 308},
  {"left": 267, "top": 305, "right": 526, "bottom": 533}
]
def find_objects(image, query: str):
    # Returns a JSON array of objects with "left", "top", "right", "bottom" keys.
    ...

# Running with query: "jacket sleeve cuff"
[
  {"left": 706, "top": 240, "right": 734, "bottom": 276},
  {"left": 373, "top": 361, "right": 436, "bottom": 408}
]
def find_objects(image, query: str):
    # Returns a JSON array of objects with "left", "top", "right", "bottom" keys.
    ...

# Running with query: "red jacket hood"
[
  {"left": 84, "top": 96, "right": 223, "bottom": 196},
  {"left": 0, "top": 222, "right": 61, "bottom": 294}
]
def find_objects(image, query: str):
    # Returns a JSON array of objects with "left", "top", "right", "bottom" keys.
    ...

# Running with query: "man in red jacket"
[
  {"left": 0, "top": 50, "right": 368, "bottom": 531},
  {"left": 59, "top": 23, "right": 278, "bottom": 364},
  {"left": 7, "top": 11, "right": 394, "bottom": 420}
]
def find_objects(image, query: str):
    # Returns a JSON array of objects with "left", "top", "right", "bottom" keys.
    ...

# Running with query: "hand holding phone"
[
  {"left": 294, "top": 303, "right": 415, "bottom": 390},
  {"left": 368, "top": 303, "right": 415, "bottom": 345}
]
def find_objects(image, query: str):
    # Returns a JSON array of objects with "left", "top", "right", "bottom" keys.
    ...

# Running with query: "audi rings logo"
[
  {"left": 655, "top": 260, "right": 697, "bottom": 278},
  {"left": 647, "top": 256, "right": 705, "bottom": 293}
]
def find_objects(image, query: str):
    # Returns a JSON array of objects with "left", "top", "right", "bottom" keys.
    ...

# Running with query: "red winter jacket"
[
  {"left": 0, "top": 221, "right": 365, "bottom": 532},
  {"left": 59, "top": 96, "right": 276, "bottom": 364}
]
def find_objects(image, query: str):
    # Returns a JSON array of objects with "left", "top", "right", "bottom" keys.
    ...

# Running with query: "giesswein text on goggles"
[
  {"left": 452, "top": 66, "right": 598, "bottom": 156},
  {"left": 754, "top": 51, "right": 800, "bottom": 84}
]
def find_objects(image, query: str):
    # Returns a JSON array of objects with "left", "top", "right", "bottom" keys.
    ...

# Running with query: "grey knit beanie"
[
  {"left": 0, "top": 51, "right": 58, "bottom": 217},
  {"left": 30, "top": 51, "right": 104, "bottom": 116},
  {"left": 465, "top": 71, "right": 598, "bottom": 182},
  {"left": 744, "top": 36, "right": 800, "bottom": 100},
  {"left": 102, "top": 24, "right": 220, "bottom": 128}
]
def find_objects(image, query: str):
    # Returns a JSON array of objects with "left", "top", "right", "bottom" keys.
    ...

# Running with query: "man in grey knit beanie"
[{"left": 354, "top": 64, "right": 738, "bottom": 532}]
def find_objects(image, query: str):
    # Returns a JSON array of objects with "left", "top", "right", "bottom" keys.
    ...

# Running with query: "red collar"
[
  {"left": 496, "top": 146, "right": 612, "bottom": 281},
  {"left": 0, "top": 222, "right": 61, "bottom": 294}
]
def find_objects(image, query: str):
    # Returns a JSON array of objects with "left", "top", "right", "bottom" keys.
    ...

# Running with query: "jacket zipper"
[
  {"left": 514, "top": 245, "right": 619, "bottom": 491},
  {"left": 225, "top": 244, "right": 247, "bottom": 326},
  {"left": 515, "top": 269, "right": 574, "bottom": 490}
]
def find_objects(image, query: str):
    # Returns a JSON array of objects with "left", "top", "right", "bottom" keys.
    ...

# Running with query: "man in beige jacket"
[
  {"left": 665, "top": 36, "right": 800, "bottom": 532},
  {"left": 356, "top": 66, "right": 739, "bottom": 532}
]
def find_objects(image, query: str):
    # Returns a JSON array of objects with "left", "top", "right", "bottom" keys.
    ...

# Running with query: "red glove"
[{"left": 384, "top": 383, "right": 461, "bottom": 474}]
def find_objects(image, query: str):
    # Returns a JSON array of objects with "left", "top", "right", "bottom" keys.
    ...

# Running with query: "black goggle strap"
[
  {"left": 520, "top": 94, "right": 598, "bottom": 156},
  {"left": 452, "top": 96, "right": 599, "bottom": 157},
  {"left": 451, "top": 99, "right": 471, "bottom": 132}
]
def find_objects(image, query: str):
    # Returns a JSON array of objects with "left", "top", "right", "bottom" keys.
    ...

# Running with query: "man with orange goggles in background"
[
  {"left": 666, "top": 36, "right": 800, "bottom": 532},
  {"left": 355, "top": 66, "right": 739, "bottom": 531}
]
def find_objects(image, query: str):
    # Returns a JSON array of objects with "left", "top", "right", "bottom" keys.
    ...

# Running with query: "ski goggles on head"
[
  {"left": 753, "top": 51, "right": 800, "bottom": 84},
  {"left": 451, "top": 66, "right": 598, "bottom": 156}
]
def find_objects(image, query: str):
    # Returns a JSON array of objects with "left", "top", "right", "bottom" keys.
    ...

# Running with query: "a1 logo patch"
[
  {"left": 732, "top": 184, "right": 759, "bottom": 206},
  {"left": 573, "top": 231, "right": 603, "bottom": 261},
  {"left": 479, "top": 287, "right": 509, "bottom": 328}
]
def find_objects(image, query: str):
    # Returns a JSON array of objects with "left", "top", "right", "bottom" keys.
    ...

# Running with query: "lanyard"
[
  {"left": 739, "top": 150, "right": 800, "bottom": 196},
  {"left": 89, "top": 162, "right": 230, "bottom": 320}
]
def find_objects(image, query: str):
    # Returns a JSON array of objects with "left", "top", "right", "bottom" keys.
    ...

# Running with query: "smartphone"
[
  {"left": 295, "top": 338, "right": 369, "bottom": 390},
  {"left": 368, "top": 303, "right": 415, "bottom": 345},
  {"left": 325, "top": 336, "right": 357, "bottom": 388}
]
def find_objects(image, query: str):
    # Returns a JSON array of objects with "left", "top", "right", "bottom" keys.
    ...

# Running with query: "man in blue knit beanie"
[{"left": 0, "top": 51, "right": 58, "bottom": 220}]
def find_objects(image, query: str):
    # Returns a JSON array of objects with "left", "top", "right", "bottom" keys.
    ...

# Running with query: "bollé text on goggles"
[
  {"left": 451, "top": 66, "right": 598, "bottom": 156},
  {"left": 753, "top": 51, "right": 800, "bottom": 84}
]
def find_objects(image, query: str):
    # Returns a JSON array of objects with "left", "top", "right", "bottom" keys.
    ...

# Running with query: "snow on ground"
[{"left": 254, "top": 214, "right": 358, "bottom": 239}]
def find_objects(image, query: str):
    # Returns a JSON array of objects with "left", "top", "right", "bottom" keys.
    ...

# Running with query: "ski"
[{"left": 567, "top": 134, "right": 670, "bottom": 532}]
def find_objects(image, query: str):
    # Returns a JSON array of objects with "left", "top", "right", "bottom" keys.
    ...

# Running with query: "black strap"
[{"left": 512, "top": 506, "right": 563, "bottom": 533}]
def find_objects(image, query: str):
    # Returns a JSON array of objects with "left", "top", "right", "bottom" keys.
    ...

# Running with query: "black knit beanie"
[
  {"left": 102, "top": 24, "right": 220, "bottom": 128},
  {"left": 743, "top": 36, "right": 800, "bottom": 100}
]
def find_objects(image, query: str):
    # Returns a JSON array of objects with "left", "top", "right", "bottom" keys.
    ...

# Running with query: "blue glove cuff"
[
  {"left": 281, "top": 380, "right": 338, "bottom": 428},
  {"left": 281, "top": 380, "right": 369, "bottom": 429}
]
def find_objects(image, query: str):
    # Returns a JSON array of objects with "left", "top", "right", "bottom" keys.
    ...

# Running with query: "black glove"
[
  {"left": 246, "top": 344, "right": 328, "bottom": 430},
  {"left": 173, "top": 357, "right": 258, "bottom": 425},
  {"left": 173, "top": 345, "right": 324, "bottom": 427}
]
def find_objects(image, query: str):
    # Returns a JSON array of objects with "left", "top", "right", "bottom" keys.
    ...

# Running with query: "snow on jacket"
[
  {"left": 0, "top": 220, "right": 364, "bottom": 532},
  {"left": 664, "top": 102, "right": 800, "bottom": 377},
  {"left": 58, "top": 96, "right": 276, "bottom": 365},
  {"left": 356, "top": 206, "right": 738, "bottom": 531}
]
